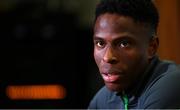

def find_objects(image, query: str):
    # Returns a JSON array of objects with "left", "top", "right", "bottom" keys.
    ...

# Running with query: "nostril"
[{"left": 109, "top": 57, "right": 118, "bottom": 64}]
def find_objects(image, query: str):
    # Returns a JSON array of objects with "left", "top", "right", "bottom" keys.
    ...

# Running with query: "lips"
[{"left": 101, "top": 72, "right": 123, "bottom": 83}]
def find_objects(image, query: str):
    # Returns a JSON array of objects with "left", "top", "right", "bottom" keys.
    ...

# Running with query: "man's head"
[
  {"left": 95, "top": 0, "right": 159, "bottom": 35},
  {"left": 93, "top": 0, "right": 159, "bottom": 92}
]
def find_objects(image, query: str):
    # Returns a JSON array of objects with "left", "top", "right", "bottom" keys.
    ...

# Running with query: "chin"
[{"left": 105, "top": 82, "right": 124, "bottom": 92}]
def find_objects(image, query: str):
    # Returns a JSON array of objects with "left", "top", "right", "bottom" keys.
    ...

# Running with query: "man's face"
[{"left": 93, "top": 13, "right": 154, "bottom": 92}]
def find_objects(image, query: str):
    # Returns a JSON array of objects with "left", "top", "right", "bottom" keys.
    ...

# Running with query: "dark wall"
[{"left": 0, "top": 1, "right": 103, "bottom": 108}]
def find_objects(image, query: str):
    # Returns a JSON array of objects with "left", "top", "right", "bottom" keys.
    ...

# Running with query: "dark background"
[{"left": 0, "top": 0, "right": 104, "bottom": 108}]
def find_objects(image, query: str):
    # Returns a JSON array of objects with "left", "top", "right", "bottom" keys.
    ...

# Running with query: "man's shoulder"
[
  {"left": 158, "top": 60, "right": 180, "bottom": 79},
  {"left": 88, "top": 86, "right": 119, "bottom": 109},
  {"left": 88, "top": 86, "right": 107, "bottom": 109},
  {"left": 140, "top": 60, "right": 180, "bottom": 108},
  {"left": 93, "top": 86, "right": 112, "bottom": 99},
  {"left": 150, "top": 59, "right": 180, "bottom": 81},
  {"left": 150, "top": 60, "right": 180, "bottom": 86},
  {"left": 156, "top": 61, "right": 180, "bottom": 89},
  {"left": 147, "top": 59, "right": 180, "bottom": 90}
]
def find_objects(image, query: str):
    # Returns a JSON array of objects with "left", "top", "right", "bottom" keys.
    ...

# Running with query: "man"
[{"left": 88, "top": 0, "right": 180, "bottom": 109}]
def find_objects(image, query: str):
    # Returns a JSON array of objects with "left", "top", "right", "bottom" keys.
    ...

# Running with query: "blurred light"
[{"left": 6, "top": 85, "right": 66, "bottom": 100}]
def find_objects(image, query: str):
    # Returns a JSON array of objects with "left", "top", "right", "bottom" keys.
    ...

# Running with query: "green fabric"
[{"left": 122, "top": 91, "right": 128, "bottom": 110}]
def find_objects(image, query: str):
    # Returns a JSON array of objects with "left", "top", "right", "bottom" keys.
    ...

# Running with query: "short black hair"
[{"left": 95, "top": 0, "right": 159, "bottom": 34}]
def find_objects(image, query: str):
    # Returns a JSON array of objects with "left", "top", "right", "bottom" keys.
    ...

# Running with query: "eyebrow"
[
  {"left": 93, "top": 36, "right": 104, "bottom": 40},
  {"left": 93, "top": 34, "right": 135, "bottom": 42}
]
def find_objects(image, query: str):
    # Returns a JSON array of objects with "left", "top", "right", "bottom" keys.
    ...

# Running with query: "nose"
[{"left": 103, "top": 47, "right": 118, "bottom": 64}]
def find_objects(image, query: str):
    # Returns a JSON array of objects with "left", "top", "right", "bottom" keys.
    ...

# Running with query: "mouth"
[{"left": 101, "top": 72, "right": 124, "bottom": 83}]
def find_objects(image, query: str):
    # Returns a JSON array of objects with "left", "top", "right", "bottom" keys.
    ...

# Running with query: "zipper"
[{"left": 122, "top": 91, "right": 128, "bottom": 110}]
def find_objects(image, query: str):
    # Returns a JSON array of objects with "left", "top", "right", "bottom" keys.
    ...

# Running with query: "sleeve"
[{"left": 141, "top": 70, "right": 180, "bottom": 109}]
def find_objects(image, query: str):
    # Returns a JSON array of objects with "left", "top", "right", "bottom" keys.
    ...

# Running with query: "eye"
[
  {"left": 118, "top": 39, "right": 130, "bottom": 48},
  {"left": 95, "top": 40, "right": 105, "bottom": 48}
]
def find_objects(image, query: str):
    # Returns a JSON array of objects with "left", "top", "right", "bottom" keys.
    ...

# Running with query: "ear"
[{"left": 147, "top": 37, "right": 159, "bottom": 59}]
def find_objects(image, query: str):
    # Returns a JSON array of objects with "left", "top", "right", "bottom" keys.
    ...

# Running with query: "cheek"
[
  {"left": 94, "top": 49, "right": 102, "bottom": 66},
  {"left": 120, "top": 48, "right": 148, "bottom": 68}
]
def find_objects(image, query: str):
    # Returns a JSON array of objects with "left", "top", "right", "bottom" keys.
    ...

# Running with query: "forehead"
[
  {"left": 94, "top": 13, "right": 151, "bottom": 39},
  {"left": 95, "top": 13, "right": 134, "bottom": 32}
]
